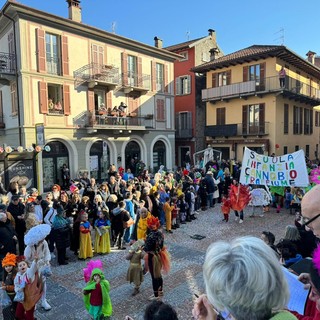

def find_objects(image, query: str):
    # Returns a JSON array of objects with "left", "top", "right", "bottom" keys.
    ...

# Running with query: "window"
[
  {"left": 156, "top": 98, "right": 165, "bottom": 121},
  {"left": 284, "top": 104, "right": 289, "bottom": 134},
  {"left": 248, "top": 64, "right": 260, "bottom": 83},
  {"left": 128, "top": 55, "right": 137, "bottom": 86},
  {"left": 283, "top": 146, "right": 288, "bottom": 154},
  {"left": 212, "top": 70, "right": 231, "bottom": 87},
  {"left": 176, "top": 75, "right": 191, "bottom": 95},
  {"left": 179, "top": 51, "right": 188, "bottom": 61},
  {"left": 94, "top": 90, "right": 105, "bottom": 112},
  {"left": 304, "top": 108, "right": 313, "bottom": 135},
  {"left": 242, "top": 104, "right": 265, "bottom": 135},
  {"left": 46, "top": 33, "right": 60, "bottom": 75},
  {"left": 306, "top": 145, "right": 310, "bottom": 158},
  {"left": 176, "top": 112, "right": 192, "bottom": 138},
  {"left": 216, "top": 108, "right": 226, "bottom": 125},
  {"left": 10, "top": 82, "right": 17, "bottom": 114},
  {"left": 293, "top": 106, "right": 303, "bottom": 134},
  {"left": 8, "top": 32, "right": 15, "bottom": 72},
  {"left": 295, "top": 145, "right": 299, "bottom": 151},
  {"left": 156, "top": 63, "right": 164, "bottom": 92},
  {"left": 243, "top": 63, "right": 265, "bottom": 90},
  {"left": 48, "top": 84, "right": 63, "bottom": 114}
]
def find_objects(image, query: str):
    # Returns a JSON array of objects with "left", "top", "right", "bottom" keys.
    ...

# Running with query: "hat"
[
  {"left": 206, "top": 171, "right": 213, "bottom": 175},
  {"left": 11, "top": 194, "right": 20, "bottom": 201},
  {"left": 24, "top": 224, "right": 51, "bottom": 246},
  {"left": 16, "top": 255, "right": 27, "bottom": 264},
  {"left": 2, "top": 253, "right": 17, "bottom": 267}
]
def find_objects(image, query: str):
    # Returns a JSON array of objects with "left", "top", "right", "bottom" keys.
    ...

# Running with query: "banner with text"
[{"left": 239, "top": 147, "right": 309, "bottom": 187}]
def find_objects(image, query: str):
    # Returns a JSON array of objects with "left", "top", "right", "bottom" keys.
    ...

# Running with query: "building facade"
[
  {"left": 0, "top": 0, "right": 180, "bottom": 191},
  {"left": 165, "top": 29, "right": 223, "bottom": 167},
  {"left": 193, "top": 45, "right": 320, "bottom": 161}
]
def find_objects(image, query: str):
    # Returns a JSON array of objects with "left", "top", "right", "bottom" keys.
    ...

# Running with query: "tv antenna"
[
  {"left": 273, "top": 28, "right": 285, "bottom": 45},
  {"left": 186, "top": 31, "right": 190, "bottom": 41},
  {"left": 111, "top": 22, "right": 116, "bottom": 34}
]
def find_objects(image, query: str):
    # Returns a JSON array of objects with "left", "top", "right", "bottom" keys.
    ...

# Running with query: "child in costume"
[
  {"left": 126, "top": 239, "right": 145, "bottom": 296},
  {"left": 79, "top": 211, "right": 93, "bottom": 260},
  {"left": 24, "top": 224, "right": 52, "bottom": 311},
  {"left": 83, "top": 268, "right": 112, "bottom": 319},
  {"left": 14, "top": 255, "right": 42, "bottom": 320},
  {"left": 137, "top": 207, "right": 151, "bottom": 240},
  {"left": 163, "top": 196, "right": 174, "bottom": 233},
  {"left": 1, "top": 253, "right": 17, "bottom": 319},
  {"left": 144, "top": 216, "right": 170, "bottom": 301},
  {"left": 94, "top": 211, "right": 111, "bottom": 255}
]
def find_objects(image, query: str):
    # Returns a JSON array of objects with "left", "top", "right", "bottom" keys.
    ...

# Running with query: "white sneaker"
[
  {"left": 235, "top": 217, "right": 239, "bottom": 222},
  {"left": 239, "top": 219, "right": 244, "bottom": 224},
  {"left": 41, "top": 299, "right": 52, "bottom": 311},
  {"left": 259, "top": 214, "right": 264, "bottom": 217}
]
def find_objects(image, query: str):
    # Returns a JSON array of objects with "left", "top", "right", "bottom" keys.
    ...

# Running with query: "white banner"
[{"left": 239, "top": 147, "right": 309, "bottom": 187}]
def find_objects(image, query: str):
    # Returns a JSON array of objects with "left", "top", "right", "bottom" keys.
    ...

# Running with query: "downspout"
[{"left": 3, "top": 11, "right": 23, "bottom": 147}]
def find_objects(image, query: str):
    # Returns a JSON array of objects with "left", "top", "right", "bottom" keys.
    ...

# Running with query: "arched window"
[{"left": 89, "top": 140, "right": 110, "bottom": 182}]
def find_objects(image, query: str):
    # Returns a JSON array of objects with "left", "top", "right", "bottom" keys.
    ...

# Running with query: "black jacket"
[
  {"left": 0, "top": 220, "right": 17, "bottom": 255},
  {"left": 7, "top": 202, "right": 26, "bottom": 233}
]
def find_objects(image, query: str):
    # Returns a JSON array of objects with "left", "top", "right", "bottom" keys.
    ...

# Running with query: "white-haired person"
[{"left": 193, "top": 236, "right": 297, "bottom": 320}]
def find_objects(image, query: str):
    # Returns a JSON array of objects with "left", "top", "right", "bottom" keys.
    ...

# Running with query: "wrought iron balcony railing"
[
  {"left": 0, "top": 52, "right": 16, "bottom": 74},
  {"left": 122, "top": 71, "right": 151, "bottom": 90},
  {"left": 74, "top": 63, "right": 120, "bottom": 88},
  {"left": 202, "top": 75, "right": 320, "bottom": 105}
]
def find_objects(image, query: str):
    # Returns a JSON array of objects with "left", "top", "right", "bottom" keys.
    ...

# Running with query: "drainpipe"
[{"left": 3, "top": 11, "right": 23, "bottom": 147}]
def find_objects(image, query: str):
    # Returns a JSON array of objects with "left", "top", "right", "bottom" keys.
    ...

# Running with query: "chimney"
[
  {"left": 208, "top": 28, "right": 216, "bottom": 44},
  {"left": 67, "top": 0, "right": 82, "bottom": 23},
  {"left": 154, "top": 36, "right": 163, "bottom": 49},
  {"left": 209, "top": 48, "right": 219, "bottom": 61},
  {"left": 306, "top": 50, "right": 316, "bottom": 64}
]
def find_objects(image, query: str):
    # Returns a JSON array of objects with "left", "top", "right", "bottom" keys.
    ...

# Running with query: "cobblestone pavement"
[{"left": 34, "top": 206, "right": 295, "bottom": 320}]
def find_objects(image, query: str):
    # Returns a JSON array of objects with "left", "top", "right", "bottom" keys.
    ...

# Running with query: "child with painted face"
[
  {"left": 14, "top": 254, "right": 42, "bottom": 320},
  {"left": 1, "top": 253, "right": 17, "bottom": 319},
  {"left": 83, "top": 268, "right": 112, "bottom": 320}
]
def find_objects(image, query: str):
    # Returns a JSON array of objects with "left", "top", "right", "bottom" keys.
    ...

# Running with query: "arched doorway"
[
  {"left": 89, "top": 140, "right": 110, "bottom": 183},
  {"left": 125, "top": 141, "right": 141, "bottom": 174},
  {"left": 42, "top": 141, "right": 69, "bottom": 191},
  {"left": 153, "top": 140, "right": 166, "bottom": 172}
]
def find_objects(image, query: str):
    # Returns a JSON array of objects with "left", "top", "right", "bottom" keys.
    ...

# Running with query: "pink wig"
[{"left": 83, "top": 259, "right": 103, "bottom": 282}]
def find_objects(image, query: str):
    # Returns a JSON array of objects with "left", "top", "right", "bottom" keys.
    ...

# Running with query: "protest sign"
[{"left": 239, "top": 147, "right": 309, "bottom": 187}]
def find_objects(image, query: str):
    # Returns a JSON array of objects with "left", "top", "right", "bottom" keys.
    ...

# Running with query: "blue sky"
[{"left": 1, "top": 0, "right": 319, "bottom": 58}]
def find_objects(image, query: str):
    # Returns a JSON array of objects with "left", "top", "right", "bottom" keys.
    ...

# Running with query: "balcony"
[
  {"left": 74, "top": 63, "right": 120, "bottom": 89},
  {"left": 205, "top": 122, "right": 269, "bottom": 138},
  {"left": 74, "top": 111, "right": 154, "bottom": 132},
  {"left": 120, "top": 71, "right": 150, "bottom": 97},
  {"left": 202, "top": 76, "right": 320, "bottom": 106},
  {"left": 0, "top": 52, "right": 16, "bottom": 85}
]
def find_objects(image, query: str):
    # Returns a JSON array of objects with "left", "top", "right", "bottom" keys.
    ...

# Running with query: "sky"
[{"left": 1, "top": 0, "right": 319, "bottom": 58}]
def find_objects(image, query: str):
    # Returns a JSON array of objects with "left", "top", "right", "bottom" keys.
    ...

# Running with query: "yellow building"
[
  {"left": 0, "top": 0, "right": 180, "bottom": 191},
  {"left": 193, "top": 45, "right": 320, "bottom": 161}
]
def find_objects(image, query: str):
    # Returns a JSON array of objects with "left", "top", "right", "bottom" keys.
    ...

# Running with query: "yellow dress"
[
  {"left": 137, "top": 212, "right": 151, "bottom": 240},
  {"left": 79, "top": 221, "right": 93, "bottom": 259},
  {"left": 94, "top": 225, "right": 111, "bottom": 254}
]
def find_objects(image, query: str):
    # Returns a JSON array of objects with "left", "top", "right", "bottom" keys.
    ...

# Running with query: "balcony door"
[
  {"left": 46, "top": 33, "right": 60, "bottom": 75},
  {"left": 242, "top": 104, "right": 265, "bottom": 135},
  {"left": 128, "top": 55, "right": 137, "bottom": 86},
  {"left": 92, "top": 44, "right": 104, "bottom": 74}
]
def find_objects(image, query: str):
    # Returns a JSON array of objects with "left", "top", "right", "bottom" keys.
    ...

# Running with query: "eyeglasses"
[{"left": 302, "top": 213, "right": 320, "bottom": 227}]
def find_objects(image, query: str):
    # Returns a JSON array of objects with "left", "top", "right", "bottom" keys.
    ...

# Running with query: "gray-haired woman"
[{"left": 193, "top": 236, "right": 297, "bottom": 320}]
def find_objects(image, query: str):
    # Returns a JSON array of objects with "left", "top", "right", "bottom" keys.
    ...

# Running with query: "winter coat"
[{"left": 0, "top": 220, "right": 17, "bottom": 256}]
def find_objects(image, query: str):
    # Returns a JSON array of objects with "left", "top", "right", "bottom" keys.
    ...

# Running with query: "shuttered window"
[
  {"left": 36, "top": 28, "right": 46, "bottom": 72},
  {"left": 11, "top": 82, "right": 17, "bottom": 114},
  {"left": 242, "top": 104, "right": 265, "bottom": 135},
  {"left": 293, "top": 106, "right": 302, "bottom": 134},
  {"left": 216, "top": 108, "right": 225, "bottom": 125},
  {"left": 61, "top": 35, "right": 69, "bottom": 76},
  {"left": 175, "top": 75, "right": 191, "bottom": 95},
  {"left": 304, "top": 108, "right": 313, "bottom": 135},
  {"left": 156, "top": 98, "right": 165, "bottom": 121}
]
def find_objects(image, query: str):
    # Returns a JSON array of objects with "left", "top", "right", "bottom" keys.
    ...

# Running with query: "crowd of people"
[{"left": 0, "top": 156, "right": 320, "bottom": 319}]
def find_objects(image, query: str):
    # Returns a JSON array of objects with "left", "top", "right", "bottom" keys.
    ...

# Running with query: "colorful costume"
[
  {"left": 79, "top": 221, "right": 93, "bottom": 259},
  {"left": 144, "top": 217, "right": 170, "bottom": 299},
  {"left": 94, "top": 218, "right": 111, "bottom": 254},
  {"left": 137, "top": 211, "right": 151, "bottom": 240},
  {"left": 83, "top": 268, "right": 112, "bottom": 319}
]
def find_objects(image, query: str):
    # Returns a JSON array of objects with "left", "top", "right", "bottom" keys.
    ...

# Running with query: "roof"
[
  {"left": 165, "top": 37, "right": 206, "bottom": 52},
  {"left": 0, "top": 0, "right": 181, "bottom": 62},
  {"left": 192, "top": 45, "right": 320, "bottom": 78}
]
